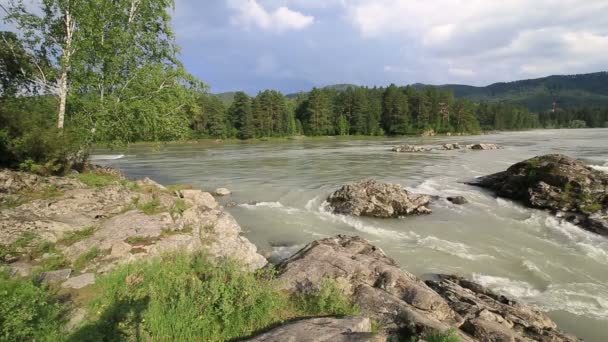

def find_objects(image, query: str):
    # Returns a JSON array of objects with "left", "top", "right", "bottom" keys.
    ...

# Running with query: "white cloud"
[
  {"left": 228, "top": 0, "right": 314, "bottom": 32},
  {"left": 343, "top": 0, "right": 608, "bottom": 83},
  {"left": 448, "top": 67, "right": 475, "bottom": 77}
]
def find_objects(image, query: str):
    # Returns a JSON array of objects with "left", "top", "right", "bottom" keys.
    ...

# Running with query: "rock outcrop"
[
  {"left": 426, "top": 275, "right": 579, "bottom": 342},
  {"left": 392, "top": 143, "right": 502, "bottom": 153},
  {"left": 327, "top": 180, "right": 432, "bottom": 218},
  {"left": 1, "top": 169, "right": 267, "bottom": 282},
  {"left": 245, "top": 317, "right": 382, "bottom": 342},
  {"left": 468, "top": 154, "right": 608, "bottom": 235},
  {"left": 275, "top": 235, "right": 579, "bottom": 341}
]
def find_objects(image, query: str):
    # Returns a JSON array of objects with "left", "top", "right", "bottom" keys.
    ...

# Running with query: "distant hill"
[
  {"left": 218, "top": 72, "right": 608, "bottom": 112},
  {"left": 415, "top": 72, "right": 608, "bottom": 111},
  {"left": 215, "top": 92, "right": 238, "bottom": 105}
]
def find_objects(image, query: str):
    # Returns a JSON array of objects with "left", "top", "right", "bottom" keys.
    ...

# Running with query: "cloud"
[
  {"left": 227, "top": 0, "right": 314, "bottom": 32},
  {"left": 344, "top": 0, "right": 608, "bottom": 83}
]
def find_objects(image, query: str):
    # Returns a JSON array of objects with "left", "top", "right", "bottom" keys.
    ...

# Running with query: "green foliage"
[
  {"left": 77, "top": 172, "right": 121, "bottom": 188},
  {"left": 169, "top": 199, "right": 190, "bottom": 217},
  {"left": 424, "top": 329, "right": 461, "bottom": 342},
  {"left": 74, "top": 247, "right": 102, "bottom": 271},
  {"left": 292, "top": 278, "right": 359, "bottom": 316},
  {"left": 58, "top": 227, "right": 96, "bottom": 246},
  {"left": 138, "top": 197, "right": 162, "bottom": 215},
  {"left": 0, "top": 273, "right": 65, "bottom": 341},
  {"left": 70, "top": 254, "right": 357, "bottom": 341}
]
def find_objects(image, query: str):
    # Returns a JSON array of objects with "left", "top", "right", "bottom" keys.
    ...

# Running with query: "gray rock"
[
  {"left": 442, "top": 143, "right": 461, "bottom": 150},
  {"left": 276, "top": 236, "right": 578, "bottom": 341},
  {"left": 245, "top": 317, "right": 382, "bottom": 342},
  {"left": 39, "top": 269, "right": 72, "bottom": 284},
  {"left": 276, "top": 236, "right": 460, "bottom": 335},
  {"left": 468, "top": 154, "right": 608, "bottom": 235},
  {"left": 467, "top": 143, "right": 502, "bottom": 150},
  {"left": 447, "top": 196, "right": 468, "bottom": 205},
  {"left": 62, "top": 273, "right": 96, "bottom": 289},
  {"left": 426, "top": 274, "right": 580, "bottom": 342},
  {"left": 214, "top": 188, "right": 232, "bottom": 196},
  {"left": 392, "top": 145, "right": 432, "bottom": 153},
  {"left": 137, "top": 177, "right": 168, "bottom": 191},
  {"left": 327, "top": 180, "right": 432, "bottom": 218}
]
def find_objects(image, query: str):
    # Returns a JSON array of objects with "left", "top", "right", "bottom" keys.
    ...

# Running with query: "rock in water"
[
  {"left": 467, "top": 143, "right": 502, "bottom": 150},
  {"left": 275, "top": 235, "right": 579, "bottom": 341},
  {"left": 214, "top": 188, "right": 231, "bottom": 196},
  {"left": 426, "top": 275, "right": 580, "bottom": 342},
  {"left": 468, "top": 154, "right": 608, "bottom": 235},
  {"left": 327, "top": 180, "right": 432, "bottom": 218},
  {"left": 447, "top": 196, "right": 468, "bottom": 205},
  {"left": 392, "top": 145, "right": 432, "bottom": 153}
]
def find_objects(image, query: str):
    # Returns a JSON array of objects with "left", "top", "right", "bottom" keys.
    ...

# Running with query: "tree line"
[{"left": 1, "top": 1, "right": 608, "bottom": 174}]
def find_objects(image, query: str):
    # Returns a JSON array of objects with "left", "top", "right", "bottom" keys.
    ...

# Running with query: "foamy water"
[{"left": 97, "top": 128, "right": 608, "bottom": 341}]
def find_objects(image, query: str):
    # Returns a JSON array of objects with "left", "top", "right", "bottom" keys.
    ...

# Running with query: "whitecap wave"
[
  {"left": 590, "top": 165, "right": 608, "bottom": 173},
  {"left": 418, "top": 237, "right": 495, "bottom": 261},
  {"left": 90, "top": 154, "right": 125, "bottom": 161},
  {"left": 472, "top": 273, "right": 608, "bottom": 319},
  {"left": 314, "top": 201, "right": 419, "bottom": 241},
  {"left": 521, "top": 260, "right": 551, "bottom": 282},
  {"left": 544, "top": 217, "right": 608, "bottom": 264},
  {"left": 239, "top": 201, "right": 301, "bottom": 214},
  {"left": 472, "top": 274, "right": 541, "bottom": 298}
]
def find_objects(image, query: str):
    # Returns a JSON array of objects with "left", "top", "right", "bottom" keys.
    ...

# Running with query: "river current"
[{"left": 95, "top": 129, "right": 608, "bottom": 341}]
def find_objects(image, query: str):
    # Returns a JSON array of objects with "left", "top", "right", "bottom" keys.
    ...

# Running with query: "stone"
[
  {"left": 327, "top": 180, "right": 432, "bottom": 218},
  {"left": 467, "top": 154, "right": 608, "bottom": 235},
  {"left": 443, "top": 143, "right": 461, "bottom": 150},
  {"left": 276, "top": 236, "right": 460, "bottom": 335},
  {"left": 276, "top": 236, "right": 578, "bottom": 341},
  {"left": 447, "top": 196, "right": 468, "bottom": 205},
  {"left": 467, "top": 143, "right": 502, "bottom": 150},
  {"left": 214, "top": 188, "right": 232, "bottom": 196},
  {"left": 426, "top": 274, "right": 580, "bottom": 342},
  {"left": 392, "top": 145, "right": 432, "bottom": 153},
  {"left": 245, "top": 317, "right": 381, "bottom": 342},
  {"left": 62, "top": 273, "right": 96, "bottom": 289},
  {"left": 137, "top": 177, "right": 168, "bottom": 191},
  {"left": 39, "top": 269, "right": 72, "bottom": 284}
]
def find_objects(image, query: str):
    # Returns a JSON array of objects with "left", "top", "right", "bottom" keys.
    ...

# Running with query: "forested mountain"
[{"left": 417, "top": 72, "right": 608, "bottom": 112}]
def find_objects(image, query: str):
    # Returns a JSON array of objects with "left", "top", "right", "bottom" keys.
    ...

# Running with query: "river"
[{"left": 95, "top": 129, "right": 608, "bottom": 341}]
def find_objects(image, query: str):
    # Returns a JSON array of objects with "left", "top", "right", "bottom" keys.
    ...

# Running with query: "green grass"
[
  {"left": 58, "top": 227, "right": 96, "bottom": 246},
  {"left": 169, "top": 199, "right": 190, "bottom": 217},
  {"left": 424, "top": 329, "right": 461, "bottom": 342},
  {"left": 77, "top": 172, "right": 121, "bottom": 188},
  {"left": 0, "top": 272, "right": 65, "bottom": 341},
  {"left": 138, "top": 197, "right": 162, "bottom": 215},
  {"left": 69, "top": 253, "right": 358, "bottom": 341},
  {"left": 73, "top": 248, "right": 102, "bottom": 271}
]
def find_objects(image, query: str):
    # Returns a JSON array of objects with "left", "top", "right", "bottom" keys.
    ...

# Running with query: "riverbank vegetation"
[
  {"left": 0, "top": 253, "right": 358, "bottom": 342},
  {"left": 1, "top": 0, "right": 607, "bottom": 176}
]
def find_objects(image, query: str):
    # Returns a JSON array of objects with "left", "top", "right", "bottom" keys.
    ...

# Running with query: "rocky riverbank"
[
  {"left": 0, "top": 168, "right": 582, "bottom": 341},
  {"left": 392, "top": 143, "right": 502, "bottom": 153}
]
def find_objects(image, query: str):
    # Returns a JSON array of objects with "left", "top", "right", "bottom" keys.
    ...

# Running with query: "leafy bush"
[
  {"left": 0, "top": 96, "right": 88, "bottom": 175},
  {"left": 70, "top": 253, "right": 358, "bottom": 341},
  {"left": 424, "top": 329, "right": 461, "bottom": 342},
  {"left": 0, "top": 272, "right": 65, "bottom": 341}
]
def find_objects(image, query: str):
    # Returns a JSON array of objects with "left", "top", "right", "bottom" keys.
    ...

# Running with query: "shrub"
[{"left": 0, "top": 272, "right": 65, "bottom": 341}]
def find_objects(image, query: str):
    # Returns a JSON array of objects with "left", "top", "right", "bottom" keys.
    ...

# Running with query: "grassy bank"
[{"left": 1, "top": 253, "right": 358, "bottom": 342}]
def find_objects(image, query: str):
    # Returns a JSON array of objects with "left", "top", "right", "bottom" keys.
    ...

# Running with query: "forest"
[{"left": 1, "top": 0, "right": 608, "bottom": 173}]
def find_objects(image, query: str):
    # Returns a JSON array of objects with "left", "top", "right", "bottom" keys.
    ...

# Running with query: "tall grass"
[{"left": 69, "top": 253, "right": 358, "bottom": 341}]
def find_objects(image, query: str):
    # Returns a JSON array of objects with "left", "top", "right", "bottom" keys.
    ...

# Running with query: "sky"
[{"left": 3, "top": 0, "right": 608, "bottom": 94}]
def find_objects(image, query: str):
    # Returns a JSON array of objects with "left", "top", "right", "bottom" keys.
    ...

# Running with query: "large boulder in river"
[
  {"left": 466, "top": 143, "right": 502, "bottom": 150},
  {"left": 275, "top": 235, "right": 579, "bottom": 341},
  {"left": 468, "top": 154, "right": 608, "bottom": 235},
  {"left": 327, "top": 180, "right": 432, "bottom": 218}
]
